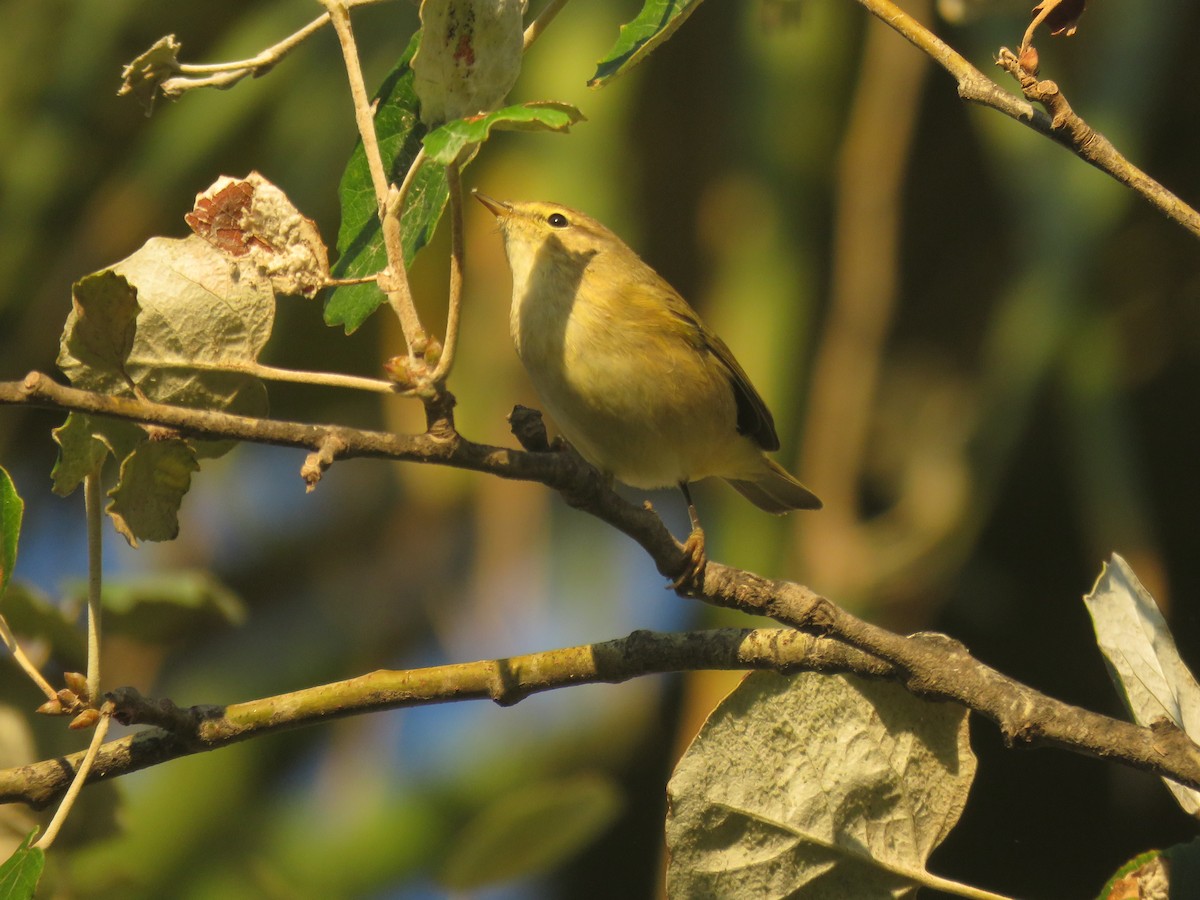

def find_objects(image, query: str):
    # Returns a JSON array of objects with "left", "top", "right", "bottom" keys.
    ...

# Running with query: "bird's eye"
[{"left": 547, "top": 213, "right": 569, "bottom": 228}]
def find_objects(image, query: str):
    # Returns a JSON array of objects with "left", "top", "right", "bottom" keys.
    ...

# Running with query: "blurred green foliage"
[{"left": 1, "top": 0, "right": 1200, "bottom": 897}]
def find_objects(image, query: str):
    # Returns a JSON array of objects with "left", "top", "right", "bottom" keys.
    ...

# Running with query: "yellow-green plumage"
[{"left": 477, "top": 194, "right": 821, "bottom": 515}]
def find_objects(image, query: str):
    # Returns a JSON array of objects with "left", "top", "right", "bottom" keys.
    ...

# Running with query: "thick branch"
[
  {"left": 691, "top": 568, "right": 1200, "bottom": 792},
  {"left": 3, "top": 373, "right": 1200, "bottom": 802},
  {"left": 0, "top": 629, "right": 886, "bottom": 808},
  {"left": 0, "top": 372, "right": 687, "bottom": 573}
]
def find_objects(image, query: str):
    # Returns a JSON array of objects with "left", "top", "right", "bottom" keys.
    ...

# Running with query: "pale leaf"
[
  {"left": 411, "top": 0, "right": 524, "bottom": 125},
  {"left": 666, "top": 672, "right": 984, "bottom": 899},
  {"left": 1084, "top": 553, "right": 1200, "bottom": 817},
  {"left": 58, "top": 234, "right": 272, "bottom": 421},
  {"left": 118, "top": 34, "right": 182, "bottom": 115},
  {"left": 186, "top": 172, "right": 329, "bottom": 298}
]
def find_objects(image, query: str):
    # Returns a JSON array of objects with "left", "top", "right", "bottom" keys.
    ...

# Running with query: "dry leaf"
[
  {"left": 187, "top": 172, "right": 329, "bottom": 297},
  {"left": 1031, "top": 0, "right": 1088, "bottom": 39},
  {"left": 118, "top": 35, "right": 182, "bottom": 115},
  {"left": 411, "top": 0, "right": 524, "bottom": 125},
  {"left": 666, "top": 671, "right": 982, "bottom": 898}
]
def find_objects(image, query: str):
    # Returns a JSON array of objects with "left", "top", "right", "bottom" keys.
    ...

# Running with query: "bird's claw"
[{"left": 670, "top": 526, "right": 708, "bottom": 594}]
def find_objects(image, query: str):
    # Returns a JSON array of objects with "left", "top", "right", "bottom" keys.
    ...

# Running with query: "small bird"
[{"left": 475, "top": 193, "right": 820, "bottom": 582}]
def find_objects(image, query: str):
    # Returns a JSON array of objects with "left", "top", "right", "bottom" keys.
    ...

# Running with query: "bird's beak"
[{"left": 472, "top": 190, "right": 511, "bottom": 218}]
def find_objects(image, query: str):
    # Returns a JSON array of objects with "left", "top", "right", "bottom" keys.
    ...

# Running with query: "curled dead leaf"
[
  {"left": 118, "top": 35, "right": 182, "bottom": 115},
  {"left": 1035, "top": 0, "right": 1087, "bottom": 36},
  {"left": 187, "top": 172, "right": 330, "bottom": 297}
]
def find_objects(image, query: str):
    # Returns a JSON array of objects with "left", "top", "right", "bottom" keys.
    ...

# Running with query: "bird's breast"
[{"left": 509, "top": 276, "right": 754, "bottom": 488}]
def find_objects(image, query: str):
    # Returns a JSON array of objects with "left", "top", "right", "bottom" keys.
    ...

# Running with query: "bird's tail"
[{"left": 725, "top": 458, "right": 822, "bottom": 514}]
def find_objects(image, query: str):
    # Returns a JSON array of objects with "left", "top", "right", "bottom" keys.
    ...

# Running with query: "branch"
[
  {"left": 3, "top": 373, "right": 1200, "bottom": 802},
  {"left": 852, "top": 0, "right": 1200, "bottom": 240},
  {"left": 323, "top": 1, "right": 429, "bottom": 361},
  {"left": 0, "top": 373, "right": 688, "bottom": 575},
  {"left": 0, "top": 629, "right": 887, "bottom": 808}
]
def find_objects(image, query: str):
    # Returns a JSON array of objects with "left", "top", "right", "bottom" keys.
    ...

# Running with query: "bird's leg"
[{"left": 671, "top": 481, "right": 707, "bottom": 593}]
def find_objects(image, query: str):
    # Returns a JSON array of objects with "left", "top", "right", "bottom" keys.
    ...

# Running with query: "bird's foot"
[{"left": 670, "top": 526, "right": 708, "bottom": 595}]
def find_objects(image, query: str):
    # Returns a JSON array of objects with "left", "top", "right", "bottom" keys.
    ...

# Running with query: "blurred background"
[{"left": 2, "top": 0, "right": 1200, "bottom": 896}]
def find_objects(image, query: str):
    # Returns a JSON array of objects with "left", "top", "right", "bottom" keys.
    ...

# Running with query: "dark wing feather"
[
  {"left": 701, "top": 330, "right": 781, "bottom": 452},
  {"left": 666, "top": 299, "right": 781, "bottom": 453}
]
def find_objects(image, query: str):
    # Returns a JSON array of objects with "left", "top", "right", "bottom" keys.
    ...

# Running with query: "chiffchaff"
[{"left": 476, "top": 193, "right": 820, "bottom": 575}]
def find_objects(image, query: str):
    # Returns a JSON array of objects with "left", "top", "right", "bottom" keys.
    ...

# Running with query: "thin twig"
[
  {"left": 851, "top": 0, "right": 1200, "bottom": 240},
  {"left": 83, "top": 470, "right": 103, "bottom": 704},
  {"left": 138, "top": 0, "right": 395, "bottom": 101},
  {"left": 323, "top": 2, "right": 389, "bottom": 207},
  {"left": 0, "top": 615, "right": 59, "bottom": 703},
  {"left": 160, "top": 13, "right": 331, "bottom": 96},
  {"left": 32, "top": 705, "right": 111, "bottom": 847},
  {"left": 381, "top": 185, "right": 429, "bottom": 358},
  {"left": 323, "top": 1, "right": 428, "bottom": 357},
  {"left": 245, "top": 363, "right": 398, "bottom": 394},
  {"left": 523, "top": 0, "right": 572, "bottom": 51},
  {"left": 431, "top": 162, "right": 465, "bottom": 384}
]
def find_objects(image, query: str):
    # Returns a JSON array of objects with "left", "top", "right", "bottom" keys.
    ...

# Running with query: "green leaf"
[
  {"left": 0, "top": 830, "right": 44, "bottom": 900},
  {"left": 423, "top": 101, "right": 586, "bottom": 166},
  {"left": 589, "top": 0, "right": 705, "bottom": 88},
  {"left": 62, "top": 270, "right": 140, "bottom": 384},
  {"left": 106, "top": 439, "right": 200, "bottom": 545},
  {"left": 666, "top": 671, "right": 979, "bottom": 899},
  {"left": 0, "top": 467, "right": 21, "bottom": 599},
  {"left": 0, "top": 583, "right": 87, "bottom": 671},
  {"left": 50, "top": 413, "right": 110, "bottom": 497},
  {"left": 326, "top": 33, "right": 450, "bottom": 334},
  {"left": 439, "top": 774, "right": 622, "bottom": 890},
  {"left": 63, "top": 570, "right": 245, "bottom": 643}
]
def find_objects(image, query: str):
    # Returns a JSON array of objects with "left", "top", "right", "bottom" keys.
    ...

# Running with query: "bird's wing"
[{"left": 665, "top": 294, "right": 781, "bottom": 453}]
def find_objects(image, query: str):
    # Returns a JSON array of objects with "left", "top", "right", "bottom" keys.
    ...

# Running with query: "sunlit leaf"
[
  {"left": 666, "top": 671, "right": 978, "bottom": 898},
  {"left": 64, "top": 271, "right": 140, "bottom": 383},
  {"left": 58, "top": 235, "right": 272, "bottom": 419},
  {"left": 440, "top": 774, "right": 622, "bottom": 890},
  {"left": 411, "top": 0, "right": 524, "bottom": 126},
  {"left": 1084, "top": 553, "right": 1200, "bottom": 817},
  {"left": 55, "top": 234, "right": 275, "bottom": 542},
  {"left": 1097, "top": 840, "right": 1200, "bottom": 900},
  {"left": 0, "top": 468, "right": 21, "bottom": 598},
  {"left": 589, "top": 0, "right": 705, "bottom": 88},
  {"left": 0, "top": 830, "right": 43, "bottom": 900},
  {"left": 117, "top": 34, "right": 182, "bottom": 115},
  {"left": 423, "top": 101, "right": 585, "bottom": 166},
  {"left": 186, "top": 172, "right": 329, "bottom": 298},
  {"left": 326, "top": 33, "right": 451, "bottom": 333}
]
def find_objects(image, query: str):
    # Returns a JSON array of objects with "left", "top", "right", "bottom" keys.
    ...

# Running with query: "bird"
[{"left": 475, "top": 192, "right": 820, "bottom": 584}]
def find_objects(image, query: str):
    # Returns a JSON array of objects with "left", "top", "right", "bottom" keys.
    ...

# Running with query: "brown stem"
[{"left": 852, "top": 0, "right": 1200, "bottom": 241}]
